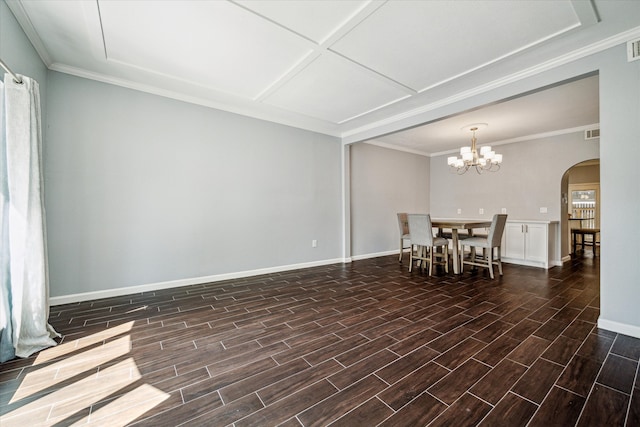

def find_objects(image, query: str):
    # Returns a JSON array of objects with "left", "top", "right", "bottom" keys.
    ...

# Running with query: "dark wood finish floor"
[{"left": 1, "top": 254, "right": 639, "bottom": 426}]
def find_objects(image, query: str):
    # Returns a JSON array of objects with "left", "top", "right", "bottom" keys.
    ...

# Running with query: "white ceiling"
[{"left": 6, "top": 0, "right": 640, "bottom": 153}]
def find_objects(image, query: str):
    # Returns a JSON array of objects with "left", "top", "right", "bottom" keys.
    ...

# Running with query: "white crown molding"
[
  {"left": 5, "top": 0, "right": 52, "bottom": 66},
  {"left": 362, "top": 140, "right": 430, "bottom": 157},
  {"left": 341, "top": 26, "right": 640, "bottom": 142},
  {"left": 8, "top": 0, "right": 640, "bottom": 144},
  {"left": 48, "top": 63, "right": 343, "bottom": 137},
  {"left": 429, "top": 123, "right": 601, "bottom": 157}
]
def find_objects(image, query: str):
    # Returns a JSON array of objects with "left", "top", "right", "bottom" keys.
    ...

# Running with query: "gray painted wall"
[
  {"left": 599, "top": 45, "right": 640, "bottom": 334},
  {"left": 4, "top": 1, "right": 640, "bottom": 336},
  {"left": 350, "top": 143, "right": 429, "bottom": 257},
  {"left": 44, "top": 72, "right": 342, "bottom": 296},
  {"left": 0, "top": 1, "right": 47, "bottom": 129},
  {"left": 349, "top": 44, "right": 640, "bottom": 336},
  {"left": 429, "top": 132, "right": 599, "bottom": 222}
]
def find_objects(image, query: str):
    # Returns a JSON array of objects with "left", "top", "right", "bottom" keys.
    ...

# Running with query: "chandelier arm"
[{"left": 447, "top": 125, "right": 501, "bottom": 175}]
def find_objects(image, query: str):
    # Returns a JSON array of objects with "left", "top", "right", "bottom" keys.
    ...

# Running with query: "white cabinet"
[{"left": 502, "top": 221, "right": 559, "bottom": 269}]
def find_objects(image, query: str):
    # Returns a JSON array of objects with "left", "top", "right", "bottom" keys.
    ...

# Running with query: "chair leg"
[
  {"left": 427, "top": 247, "right": 433, "bottom": 276},
  {"left": 399, "top": 239, "right": 403, "bottom": 262},
  {"left": 487, "top": 250, "right": 494, "bottom": 279},
  {"left": 460, "top": 244, "right": 465, "bottom": 274},
  {"left": 408, "top": 245, "right": 414, "bottom": 272},
  {"left": 497, "top": 247, "right": 503, "bottom": 275},
  {"left": 444, "top": 246, "right": 449, "bottom": 273}
]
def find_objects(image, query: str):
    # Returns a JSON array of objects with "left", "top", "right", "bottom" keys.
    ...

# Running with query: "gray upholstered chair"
[
  {"left": 460, "top": 214, "right": 508, "bottom": 279},
  {"left": 407, "top": 214, "right": 449, "bottom": 276},
  {"left": 397, "top": 213, "right": 411, "bottom": 262}
]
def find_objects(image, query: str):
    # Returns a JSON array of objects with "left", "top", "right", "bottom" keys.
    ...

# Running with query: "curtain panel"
[{"left": 1, "top": 73, "right": 58, "bottom": 362}]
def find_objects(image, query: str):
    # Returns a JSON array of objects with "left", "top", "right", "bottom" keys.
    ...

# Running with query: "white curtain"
[{"left": 1, "top": 73, "right": 58, "bottom": 362}]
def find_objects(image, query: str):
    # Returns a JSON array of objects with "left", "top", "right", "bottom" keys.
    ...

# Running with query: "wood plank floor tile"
[
  {"left": 596, "top": 354, "right": 638, "bottom": 394},
  {"left": 236, "top": 380, "right": 338, "bottom": 427},
  {"left": 576, "top": 384, "right": 629, "bottom": 427},
  {"left": 577, "top": 332, "right": 615, "bottom": 362},
  {"left": 373, "top": 345, "right": 439, "bottom": 385},
  {"left": 527, "top": 306, "right": 560, "bottom": 323},
  {"left": 533, "top": 318, "right": 571, "bottom": 341},
  {"left": 470, "top": 359, "right": 527, "bottom": 405},
  {"left": 473, "top": 335, "right": 522, "bottom": 367},
  {"left": 328, "top": 349, "right": 398, "bottom": 390},
  {"left": 506, "top": 335, "right": 551, "bottom": 366},
  {"left": 182, "top": 357, "right": 277, "bottom": 403},
  {"left": 297, "top": 375, "right": 386, "bottom": 427},
  {"left": 541, "top": 335, "right": 583, "bottom": 366},
  {"left": 3, "top": 255, "right": 638, "bottom": 427},
  {"left": 178, "top": 392, "right": 265, "bottom": 427},
  {"left": 511, "top": 358, "right": 564, "bottom": 404},
  {"left": 428, "top": 392, "right": 492, "bottom": 427},
  {"left": 257, "top": 359, "right": 343, "bottom": 406},
  {"left": 478, "top": 392, "right": 538, "bottom": 427},
  {"left": 627, "top": 387, "right": 640, "bottom": 427},
  {"left": 556, "top": 354, "right": 605, "bottom": 397},
  {"left": 219, "top": 358, "right": 310, "bottom": 403},
  {"left": 527, "top": 386, "right": 586, "bottom": 427},
  {"left": 428, "top": 359, "right": 491, "bottom": 405},
  {"left": 328, "top": 397, "right": 393, "bottom": 427},
  {"left": 562, "top": 319, "right": 595, "bottom": 342},
  {"left": 377, "top": 392, "right": 447, "bottom": 427},
  {"left": 334, "top": 335, "right": 398, "bottom": 367},
  {"left": 472, "top": 320, "right": 513, "bottom": 344},
  {"left": 433, "top": 337, "right": 487, "bottom": 370},
  {"left": 611, "top": 334, "right": 640, "bottom": 361},
  {"left": 377, "top": 361, "right": 449, "bottom": 410},
  {"left": 463, "top": 311, "right": 502, "bottom": 332},
  {"left": 388, "top": 328, "right": 442, "bottom": 356},
  {"left": 504, "top": 318, "right": 543, "bottom": 342},
  {"left": 427, "top": 326, "right": 475, "bottom": 352}
]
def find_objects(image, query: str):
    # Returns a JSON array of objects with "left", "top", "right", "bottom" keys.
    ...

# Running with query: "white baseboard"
[
  {"left": 561, "top": 255, "right": 572, "bottom": 263},
  {"left": 49, "top": 257, "right": 347, "bottom": 306},
  {"left": 598, "top": 318, "right": 640, "bottom": 339},
  {"left": 351, "top": 249, "right": 400, "bottom": 261}
]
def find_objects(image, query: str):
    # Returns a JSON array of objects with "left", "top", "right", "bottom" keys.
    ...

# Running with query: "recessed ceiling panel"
[
  {"left": 236, "top": 0, "right": 371, "bottom": 44},
  {"left": 98, "top": 0, "right": 313, "bottom": 98},
  {"left": 263, "top": 54, "right": 409, "bottom": 124},
  {"left": 331, "top": 0, "right": 583, "bottom": 91}
]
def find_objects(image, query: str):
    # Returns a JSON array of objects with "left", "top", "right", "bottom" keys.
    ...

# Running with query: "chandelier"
[{"left": 447, "top": 124, "right": 502, "bottom": 174}]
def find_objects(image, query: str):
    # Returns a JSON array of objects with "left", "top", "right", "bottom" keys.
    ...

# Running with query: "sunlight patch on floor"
[{"left": 34, "top": 321, "right": 134, "bottom": 365}]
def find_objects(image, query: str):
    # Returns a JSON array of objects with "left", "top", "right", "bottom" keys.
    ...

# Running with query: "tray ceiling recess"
[{"left": 7, "top": 0, "right": 637, "bottom": 141}]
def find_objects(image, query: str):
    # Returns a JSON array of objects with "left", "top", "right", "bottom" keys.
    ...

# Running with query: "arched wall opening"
[{"left": 560, "top": 159, "right": 600, "bottom": 259}]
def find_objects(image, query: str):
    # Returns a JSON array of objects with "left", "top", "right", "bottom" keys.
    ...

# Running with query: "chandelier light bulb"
[{"left": 448, "top": 124, "right": 502, "bottom": 174}]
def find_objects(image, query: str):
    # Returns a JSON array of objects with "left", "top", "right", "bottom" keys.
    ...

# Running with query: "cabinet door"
[
  {"left": 504, "top": 223, "right": 525, "bottom": 259},
  {"left": 525, "top": 223, "right": 548, "bottom": 263}
]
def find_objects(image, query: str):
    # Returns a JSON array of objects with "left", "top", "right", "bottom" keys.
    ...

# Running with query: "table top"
[{"left": 431, "top": 219, "right": 492, "bottom": 229}]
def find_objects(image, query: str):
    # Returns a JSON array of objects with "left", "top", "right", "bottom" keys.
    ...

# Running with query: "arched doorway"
[{"left": 560, "top": 159, "right": 600, "bottom": 259}]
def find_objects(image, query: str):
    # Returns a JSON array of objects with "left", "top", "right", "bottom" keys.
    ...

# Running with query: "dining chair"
[
  {"left": 397, "top": 213, "right": 411, "bottom": 262},
  {"left": 407, "top": 214, "right": 449, "bottom": 276},
  {"left": 460, "top": 214, "right": 508, "bottom": 279}
]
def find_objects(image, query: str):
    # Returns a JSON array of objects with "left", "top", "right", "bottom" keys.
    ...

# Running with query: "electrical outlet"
[
  {"left": 540, "top": 207, "right": 548, "bottom": 214},
  {"left": 312, "top": 240, "right": 317, "bottom": 248},
  {"left": 479, "top": 208, "right": 484, "bottom": 215},
  {"left": 501, "top": 208, "right": 507, "bottom": 214},
  {"left": 457, "top": 208, "right": 462, "bottom": 214}
]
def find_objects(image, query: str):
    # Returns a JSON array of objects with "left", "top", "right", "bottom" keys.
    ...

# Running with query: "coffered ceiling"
[{"left": 6, "top": 0, "right": 640, "bottom": 152}]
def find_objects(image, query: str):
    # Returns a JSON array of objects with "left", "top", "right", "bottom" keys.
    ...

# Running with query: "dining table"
[{"left": 431, "top": 219, "right": 493, "bottom": 274}]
